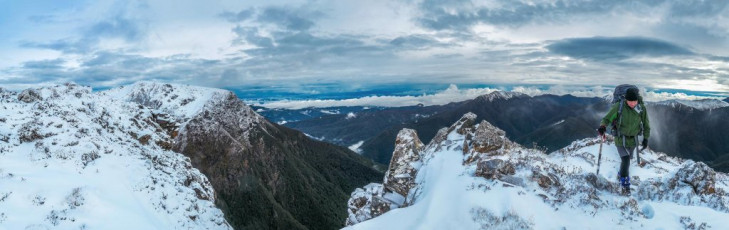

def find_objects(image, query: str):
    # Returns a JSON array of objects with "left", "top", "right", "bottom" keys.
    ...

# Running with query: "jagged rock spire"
[{"left": 383, "top": 128, "right": 424, "bottom": 205}]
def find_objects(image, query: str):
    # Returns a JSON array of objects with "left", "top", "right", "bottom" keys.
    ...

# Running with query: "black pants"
[
  {"left": 619, "top": 156, "right": 630, "bottom": 178},
  {"left": 617, "top": 145, "right": 636, "bottom": 178}
]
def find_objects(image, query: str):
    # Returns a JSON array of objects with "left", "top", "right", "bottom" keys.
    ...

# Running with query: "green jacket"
[{"left": 600, "top": 100, "right": 651, "bottom": 147}]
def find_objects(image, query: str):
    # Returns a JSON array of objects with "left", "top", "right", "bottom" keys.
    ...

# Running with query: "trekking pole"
[
  {"left": 637, "top": 136, "right": 646, "bottom": 167},
  {"left": 596, "top": 135, "right": 605, "bottom": 175}
]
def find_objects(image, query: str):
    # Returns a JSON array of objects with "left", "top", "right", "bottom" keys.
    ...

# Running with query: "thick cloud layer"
[{"left": 1, "top": 0, "right": 727, "bottom": 96}]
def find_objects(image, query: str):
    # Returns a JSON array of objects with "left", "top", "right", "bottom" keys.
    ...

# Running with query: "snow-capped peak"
[
  {"left": 476, "top": 91, "right": 529, "bottom": 102},
  {"left": 345, "top": 113, "right": 729, "bottom": 229},
  {"left": 101, "top": 81, "right": 263, "bottom": 133},
  {"left": 652, "top": 99, "right": 729, "bottom": 110},
  {"left": 0, "top": 83, "right": 232, "bottom": 229}
]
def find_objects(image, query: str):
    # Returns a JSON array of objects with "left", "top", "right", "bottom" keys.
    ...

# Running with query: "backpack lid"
[{"left": 612, "top": 84, "right": 640, "bottom": 104}]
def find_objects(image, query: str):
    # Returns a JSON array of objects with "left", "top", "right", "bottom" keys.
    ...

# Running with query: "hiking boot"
[
  {"left": 621, "top": 186, "right": 631, "bottom": 196},
  {"left": 619, "top": 176, "right": 631, "bottom": 196}
]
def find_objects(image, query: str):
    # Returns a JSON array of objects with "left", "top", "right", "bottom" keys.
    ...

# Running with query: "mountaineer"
[{"left": 598, "top": 85, "right": 651, "bottom": 195}]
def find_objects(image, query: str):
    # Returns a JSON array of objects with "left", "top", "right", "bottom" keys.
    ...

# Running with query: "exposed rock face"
[
  {"left": 428, "top": 112, "right": 477, "bottom": 153},
  {"left": 464, "top": 120, "right": 517, "bottom": 164},
  {"left": 669, "top": 161, "right": 717, "bottom": 195},
  {"left": 475, "top": 159, "right": 515, "bottom": 180},
  {"left": 17, "top": 89, "right": 41, "bottom": 103},
  {"left": 346, "top": 113, "right": 484, "bottom": 226},
  {"left": 345, "top": 183, "right": 392, "bottom": 226},
  {"left": 382, "top": 128, "right": 424, "bottom": 206}
]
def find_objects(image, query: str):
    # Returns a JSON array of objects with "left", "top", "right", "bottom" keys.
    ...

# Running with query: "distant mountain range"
[
  {"left": 272, "top": 103, "right": 466, "bottom": 148},
  {"left": 262, "top": 92, "right": 729, "bottom": 172},
  {"left": 251, "top": 106, "right": 384, "bottom": 125}
]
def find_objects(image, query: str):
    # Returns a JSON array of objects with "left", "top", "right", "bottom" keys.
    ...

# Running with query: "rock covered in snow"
[
  {"left": 346, "top": 183, "right": 393, "bottom": 226},
  {"left": 427, "top": 112, "right": 477, "bottom": 153},
  {"left": 17, "top": 89, "right": 41, "bottom": 103},
  {"left": 671, "top": 161, "right": 717, "bottom": 195},
  {"left": 383, "top": 129, "right": 424, "bottom": 204},
  {"left": 0, "top": 83, "right": 231, "bottom": 229},
  {"left": 174, "top": 90, "right": 264, "bottom": 154},
  {"left": 346, "top": 129, "right": 424, "bottom": 226},
  {"left": 345, "top": 112, "right": 729, "bottom": 229},
  {"left": 464, "top": 119, "right": 517, "bottom": 164}
]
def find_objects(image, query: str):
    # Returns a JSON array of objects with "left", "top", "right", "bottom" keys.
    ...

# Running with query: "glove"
[
  {"left": 642, "top": 138, "right": 648, "bottom": 149},
  {"left": 597, "top": 125, "right": 606, "bottom": 136}
]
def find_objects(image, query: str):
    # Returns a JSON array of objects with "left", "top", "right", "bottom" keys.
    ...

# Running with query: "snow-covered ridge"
[
  {"left": 475, "top": 91, "right": 529, "bottom": 102},
  {"left": 101, "top": 81, "right": 243, "bottom": 125},
  {"left": 346, "top": 113, "right": 729, "bottom": 229},
  {"left": 651, "top": 99, "right": 729, "bottom": 110},
  {"left": 0, "top": 83, "right": 232, "bottom": 229}
]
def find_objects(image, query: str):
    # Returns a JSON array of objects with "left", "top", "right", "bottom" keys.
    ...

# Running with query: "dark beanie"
[{"left": 625, "top": 88, "right": 639, "bottom": 101}]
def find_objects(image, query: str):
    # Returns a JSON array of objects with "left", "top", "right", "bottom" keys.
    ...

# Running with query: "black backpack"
[{"left": 610, "top": 84, "right": 644, "bottom": 136}]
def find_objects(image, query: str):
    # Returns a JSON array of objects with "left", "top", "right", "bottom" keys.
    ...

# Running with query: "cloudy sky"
[{"left": 1, "top": 0, "right": 728, "bottom": 103}]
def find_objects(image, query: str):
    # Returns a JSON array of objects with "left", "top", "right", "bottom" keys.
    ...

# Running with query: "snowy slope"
[
  {"left": 652, "top": 99, "right": 729, "bottom": 110},
  {"left": 100, "top": 81, "right": 249, "bottom": 128},
  {"left": 0, "top": 83, "right": 231, "bottom": 229},
  {"left": 346, "top": 113, "right": 729, "bottom": 229}
]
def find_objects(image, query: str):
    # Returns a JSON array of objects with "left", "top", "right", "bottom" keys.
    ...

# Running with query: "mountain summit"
[{"left": 345, "top": 113, "right": 729, "bottom": 229}]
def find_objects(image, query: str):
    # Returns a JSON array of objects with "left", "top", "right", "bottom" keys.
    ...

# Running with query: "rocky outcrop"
[
  {"left": 475, "top": 159, "right": 516, "bottom": 180},
  {"left": 670, "top": 161, "right": 717, "bottom": 195},
  {"left": 427, "top": 112, "right": 477, "bottom": 153},
  {"left": 17, "top": 89, "right": 41, "bottom": 103},
  {"left": 345, "top": 128, "right": 429, "bottom": 226},
  {"left": 382, "top": 129, "right": 424, "bottom": 206},
  {"left": 464, "top": 120, "right": 517, "bottom": 164},
  {"left": 346, "top": 113, "right": 524, "bottom": 226},
  {"left": 345, "top": 183, "right": 392, "bottom": 226}
]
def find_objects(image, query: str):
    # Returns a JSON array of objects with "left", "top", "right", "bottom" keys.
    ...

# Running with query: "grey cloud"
[
  {"left": 708, "top": 56, "right": 729, "bottom": 62},
  {"left": 3, "top": 50, "right": 230, "bottom": 89},
  {"left": 19, "top": 14, "right": 145, "bottom": 54},
  {"left": 390, "top": 34, "right": 446, "bottom": 49},
  {"left": 546, "top": 37, "right": 694, "bottom": 61},
  {"left": 257, "top": 7, "right": 319, "bottom": 31},
  {"left": 416, "top": 0, "right": 726, "bottom": 32},
  {"left": 244, "top": 32, "right": 390, "bottom": 70},
  {"left": 416, "top": 0, "right": 478, "bottom": 31},
  {"left": 22, "top": 58, "right": 66, "bottom": 70},
  {"left": 82, "top": 52, "right": 158, "bottom": 70},
  {"left": 219, "top": 8, "right": 255, "bottom": 23},
  {"left": 651, "top": 22, "right": 728, "bottom": 52},
  {"left": 667, "top": 0, "right": 729, "bottom": 17},
  {"left": 232, "top": 26, "right": 274, "bottom": 48},
  {"left": 86, "top": 15, "right": 145, "bottom": 42},
  {"left": 416, "top": 0, "right": 633, "bottom": 30},
  {"left": 20, "top": 39, "right": 94, "bottom": 54}
]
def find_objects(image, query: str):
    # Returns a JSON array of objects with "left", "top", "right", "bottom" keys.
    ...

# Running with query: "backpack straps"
[{"left": 616, "top": 98, "right": 625, "bottom": 137}]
